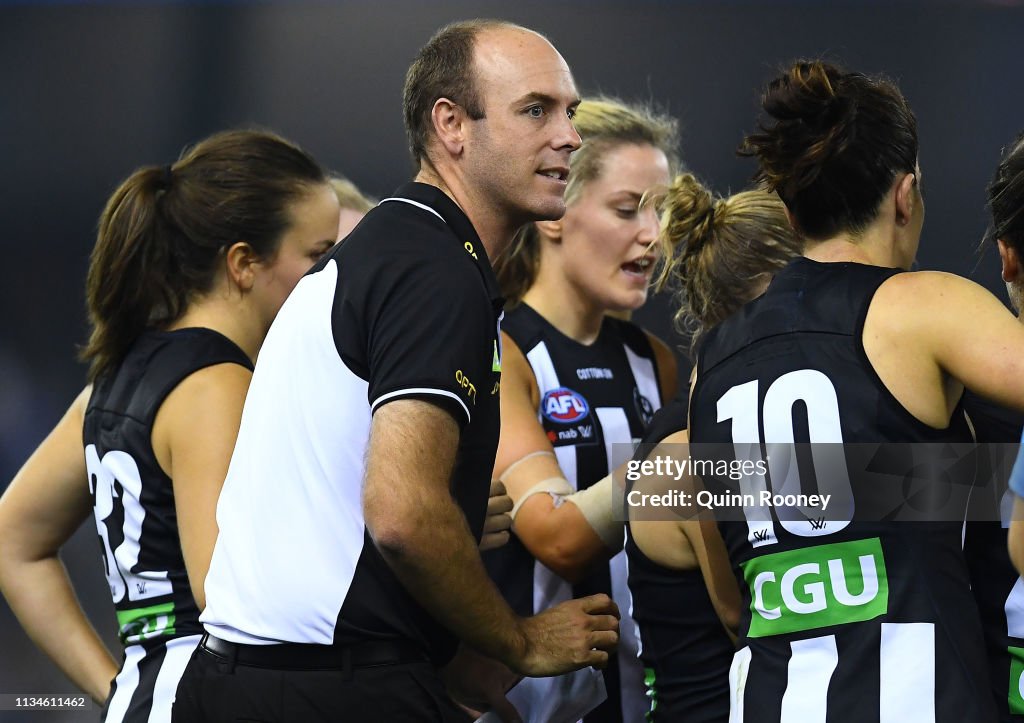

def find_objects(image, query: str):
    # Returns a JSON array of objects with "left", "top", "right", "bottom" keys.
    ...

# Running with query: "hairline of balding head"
[{"left": 401, "top": 19, "right": 553, "bottom": 170}]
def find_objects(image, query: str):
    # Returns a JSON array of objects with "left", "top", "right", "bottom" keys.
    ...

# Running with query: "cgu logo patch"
[
  {"left": 541, "top": 387, "right": 590, "bottom": 424},
  {"left": 741, "top": 537, "right": 889, "bottom": 638}
]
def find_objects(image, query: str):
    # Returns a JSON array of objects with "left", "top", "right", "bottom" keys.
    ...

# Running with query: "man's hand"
[
  {"left": 443, "top": 645, "right": 523, "bottom": 722},
  {"left": 511, "top": 593, "right": 620, "bottom": 677},
  {"left": 480, "top": 479, "right": 513, "bottom": 552}
]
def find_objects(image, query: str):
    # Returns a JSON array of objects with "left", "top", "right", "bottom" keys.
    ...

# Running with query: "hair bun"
[{"left": 662, "top": 173, "right": 718, "bottom": 255}]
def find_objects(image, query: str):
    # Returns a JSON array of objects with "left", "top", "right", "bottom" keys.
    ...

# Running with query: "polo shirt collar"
[{"left": 387, "top": 182, "right": 503, "bottom": 306}]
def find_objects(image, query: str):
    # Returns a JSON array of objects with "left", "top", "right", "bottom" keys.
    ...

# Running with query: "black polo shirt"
[{"left": 201, "top": 182, "right": 504, "bottom": 665}]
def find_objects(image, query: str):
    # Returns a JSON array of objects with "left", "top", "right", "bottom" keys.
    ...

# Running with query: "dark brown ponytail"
[{"left": 82, "top": 129, "right": 326, "bottom": 380}]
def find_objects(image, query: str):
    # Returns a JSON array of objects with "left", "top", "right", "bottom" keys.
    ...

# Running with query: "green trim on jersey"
[
  {"left": 116, "top": 602, "right": 177, "bottom": 645},
  {"left": 742, "top": 537, "right": 888, "bottom": 638},
  {"left": 1009, "top": 645, "right": 1024, "bottom": 714},
  {"left": 643, "top": 666, "right": 658, "bottom": 722}
]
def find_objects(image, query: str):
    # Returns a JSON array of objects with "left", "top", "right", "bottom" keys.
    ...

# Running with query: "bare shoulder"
[
  {"left": 501, "top": 332, "right": 534, "bottom": 381},
  {"left": 875, "top": 269, "right": 994, "bottom": 305},
  {"left": 70, "top": 384, "right": 93, "bottom": 417},
  {"left": 870, "top": 270, "right": 1008, "bottom": 333},
  {"left": 160, "top": 362, "right": 253, "bottom": 416}
]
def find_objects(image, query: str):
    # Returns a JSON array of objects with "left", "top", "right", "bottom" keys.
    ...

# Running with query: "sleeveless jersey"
[
  {"left": 689, "top": 258, "right": 994, "bottom": 722},
  {"left": 963, "top": 391, "right": 1024, "bottom": 721},
  {"left": 484, "top": 303, "right": 663, "bottom": 723},
  {"left": 625, "top": 393, "right": 734, "bottom": 722},
  {"left": 84, "top": 328, "right": 252, "bottom": 647}
]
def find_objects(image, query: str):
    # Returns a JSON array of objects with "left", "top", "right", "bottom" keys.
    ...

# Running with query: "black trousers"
[{"left": 171, "top": 641, "right": 472, "bottom": 723}]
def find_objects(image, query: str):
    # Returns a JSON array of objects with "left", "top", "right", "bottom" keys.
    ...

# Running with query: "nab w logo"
[
  {"left": 810, "top": 517, "right": 827, "bottom": 531},
  {"left": 541, "top": 388, "right": 590, "bottom": 424}
]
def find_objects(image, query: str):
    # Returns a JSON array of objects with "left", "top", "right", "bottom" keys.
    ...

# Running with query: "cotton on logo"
[{"left": 541, "top": 388, "right": 590, "bottom": 424}]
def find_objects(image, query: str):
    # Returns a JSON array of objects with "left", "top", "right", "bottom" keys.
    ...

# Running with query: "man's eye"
[{"left": 527, "top": 106, "right": 544, "bottom": 118}]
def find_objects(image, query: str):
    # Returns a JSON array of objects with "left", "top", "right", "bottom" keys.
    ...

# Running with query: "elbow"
[
  {"left": 539, "top": 550, "right": 588, "bottom": 585},
  {"left": 533, "top": 538, "right": 609, "bottom": 584},
  {"left": 364, "top": 505, "right": 420, "bottom": 560},
  {"left": 720, "top": 604, "right": 741, "bottom": 635}
]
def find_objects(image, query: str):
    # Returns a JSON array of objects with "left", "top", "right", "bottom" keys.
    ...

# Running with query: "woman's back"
[{"left": 689, "top": 257, "right": 993, "bottom": 721}]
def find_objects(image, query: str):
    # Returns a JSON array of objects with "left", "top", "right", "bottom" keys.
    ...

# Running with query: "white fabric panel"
[
  {"left": 147, "top": 635, "right": 201, "bottom": 723},
  {"left": 880, "top": 622, "right": 935, "bottom": 723},
  {"left": 105, "top": 644, "right": 145, "bottom": 723},
  {"left": 610, "top": 545, "right": 645, "bottom": 720},
  {"left": 596, "top": 406, "right": 631, "bottom": 475},
  {"left": 623, "top": 342, "right": 661, "bottom": 407},
  {"left": 779, "top": 635, "right": 838, "bottom": 723},
  {"left": 728, "top": 646, "right": 752, "bottom": 723},
  {"left": 203, "top": 260, "right": 370, "bottom": 645},
  {"left": 1007, "top": 576, "right": 1024, "bottom": 638}
]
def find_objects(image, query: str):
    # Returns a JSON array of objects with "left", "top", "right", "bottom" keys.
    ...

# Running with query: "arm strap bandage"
[
  {"left": 498, "top": 450, "right": 557, "bottom": 483},
  {"left": 565, "top": 475, "right": 621, "bottom": 551},
  {"left": 510, "top": 476, "right": 575, "bottom": 520}
]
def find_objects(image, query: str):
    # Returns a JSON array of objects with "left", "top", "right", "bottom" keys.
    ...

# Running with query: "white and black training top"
[{"left": 201, "top": 182, "right": 504, "bottom": 665}]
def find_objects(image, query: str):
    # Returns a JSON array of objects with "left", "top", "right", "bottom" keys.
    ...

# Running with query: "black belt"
[{"left": 199, "top": 633, "right": 426, "bottom": 671}]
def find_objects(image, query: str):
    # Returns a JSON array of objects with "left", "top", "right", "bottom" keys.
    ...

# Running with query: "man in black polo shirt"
[{"left": 172, "top": 19, "right": 620, "bottom": 722}]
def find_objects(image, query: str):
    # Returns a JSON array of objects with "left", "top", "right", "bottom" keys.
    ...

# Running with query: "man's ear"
[
  {"left": 998, "top": 238, "right": 1021, "bottom": 283},
  {"left": 225, "top": 241, "right": 259, "bottom": 292},
  {"left": 534, "top": 220, "right": 562, "bottom": 242},
  {"left": 894, "top": 172, "right": 917, "bottom": 227},
  {"left": 431, "top": 98, "right": 467, "bottom": 157}
]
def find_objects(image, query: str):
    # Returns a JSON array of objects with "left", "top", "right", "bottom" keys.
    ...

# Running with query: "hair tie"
[
  {"left": 699, "top": 202, "right": 718, "bottom": 235},
  {"left": 686, "top": 202, "right": 717, "bottom": 255}
]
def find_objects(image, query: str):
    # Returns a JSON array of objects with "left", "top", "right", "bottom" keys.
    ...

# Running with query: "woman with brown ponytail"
[
  {"left": 626, "top": 174, "right": 803, "bottom": 722},
  {"left": 0, "top": 129, "right": 340, "bottom": 722},
  {"left": 688, "top": 60, "right": 1024, "bottom": 721}
]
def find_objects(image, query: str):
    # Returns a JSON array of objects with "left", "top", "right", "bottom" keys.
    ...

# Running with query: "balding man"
[{"left": 172, "top": 19, "right": 619, "bottom": 723}]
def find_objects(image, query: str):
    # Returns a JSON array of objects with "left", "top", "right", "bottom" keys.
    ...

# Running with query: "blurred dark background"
[{"left": 2, "top": 1, "right": 1023, "bottom": 719}]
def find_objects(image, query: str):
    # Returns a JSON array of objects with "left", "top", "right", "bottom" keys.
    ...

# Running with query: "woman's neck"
[
  {"left": 166, "top": 294, "right": 262, "bottom": 363},
  {"left": 521, "top": 272, "right": 605, "bottom": 345},
  {"left": 803, "top": 225, "right": 904, "bottom": 269}
]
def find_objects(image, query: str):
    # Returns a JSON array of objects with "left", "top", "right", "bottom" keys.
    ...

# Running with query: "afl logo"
[{"left": 541, "top": 387, "right": 590, "bottom": 424}]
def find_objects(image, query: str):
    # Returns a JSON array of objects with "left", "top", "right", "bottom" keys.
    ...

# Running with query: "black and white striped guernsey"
[
  {"left": 484, "top": 303, "right": 664, "bottom": 723},
  {"left": 689, "top": 258, "right": 995, "bottom": 722},
  {"left": 84, "top": 327, "right": 252, "bottom": 722}
]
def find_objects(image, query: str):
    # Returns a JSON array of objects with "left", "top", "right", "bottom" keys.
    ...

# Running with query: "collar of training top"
[{"left": 387, "top": 182, "right": 504, "bottom": 307}]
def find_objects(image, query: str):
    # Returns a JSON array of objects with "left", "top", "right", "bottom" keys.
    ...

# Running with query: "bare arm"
[
  {"left": 154, "top": 363, "right": 252, "bottom": 610},
  {"left": 1011, "top": 497, "right": 1024, "bottom": 576},
  {"left": 494, "top": 335, "right": 615, "bottom": 583},
  {"left": 0, "top": 387, "right": 118, "bottom": 703},
  {"left": 866, "top": 272, "right": 1024, "bottom": 425},
  {"left": 629, "top": 429, "right": 740, "bottom": 638},
  {"left": 364, "top": 398, "right": 619, "bottom": 676},
  {"left": 645, "top": 330, "right": 679, "bottom": 405},
  {"left": 680, "top": 518, "right": 741, "bottom": 639}
]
